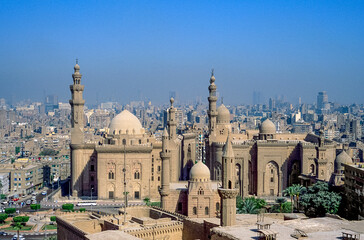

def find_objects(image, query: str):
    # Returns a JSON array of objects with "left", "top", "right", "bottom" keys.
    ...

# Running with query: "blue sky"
[{"left": 0, "top": 0, "right": 363, "bottom": 105}]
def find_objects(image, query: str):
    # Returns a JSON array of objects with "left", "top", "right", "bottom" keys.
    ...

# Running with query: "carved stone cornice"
[
  {"left": 218, "top": 188, "right": 239, "bottom": 199},
  {"left": 70, "top": 143, "right": 95, "bottom": 150}
]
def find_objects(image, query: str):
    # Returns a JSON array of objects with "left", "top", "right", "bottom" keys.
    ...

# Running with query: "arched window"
[
  {"left": 198, "top": 187, "right": 204, "bottom": 195},
  {"left": 205, "top": 207, "right": 209, "bottom": 215},
  {"left": 108, "top": 171, "right": 114, "bottom": 180},
  {"left": 193, "top": 207, "right": 197, "bottom": 215},
  {"left": 228, "top": 180, "right": 232, "bottom": 189},
  {"left": 216, "top": 202, "right": 220, "bottom": 211},
  {"left": 134, "top": 171, "right": 140, "bottom": 179},
  {"left": 310, "top": 164, "right": 315, "bottom": 175}
]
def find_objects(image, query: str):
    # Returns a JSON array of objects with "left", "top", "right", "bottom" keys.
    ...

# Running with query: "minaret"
[
  {"left": 218, "top": 133, "right": 239, "bottom": 226},
  {"left": 168, "top": 97, "right": 177, "bottom": 140},
  {"left": 69, "top": 60, "right": 85, "bottom": 144},
  {"left": 208, "top": 70, "right": 218, "bottom": 134},
  {"left": 159, "top": 128, "right": 171, "bottom": 209}
]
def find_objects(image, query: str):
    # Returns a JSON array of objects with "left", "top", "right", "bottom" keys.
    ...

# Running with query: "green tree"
[
  {"left": 50, "top": 216, "right": 56, "bottom": 222},
  {"left": 62, "top": 203, "right": 74, "bottom": 211},
  {"left": 79, "top": 208, "right": 86, "bottom": 212},
  {"left": 13, "top": 216, "right": 30, "bottom": 224},
  {"left": 0, "top": 213, "right": 8, "bottom": 223},
  {"left": 143, "top": 197, "right": 151, "bottom": 206},
  {"left": 292, "top": 184, "right": 306, "bottom": 210},
  {"left": 13, "top": 221, "right": 23, "bottom": 240},
  {"left": 237, "top": 197, "right": 266, "bottom": 214},
  {"left": 275, "top": 197, "right": 287, "bottom": 213},
  {"left": 5, "top": 208, "right": 16, "bottom": 215},
  {"left": 300, "top": 182, "right": 341, "bottom": 217},
  {"left": 283, "top": 186, "right": 295, "bottom": 213},
  {"left": 30, "top": 204, "right": 41, "bottom": 211},
  {"left": 0, "top": 194, "right": 6, "bottom": 199}
]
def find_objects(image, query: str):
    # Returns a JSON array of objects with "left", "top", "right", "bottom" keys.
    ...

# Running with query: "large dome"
[
  {"left": 259, "top": 119, "right": 276, "bottom": 134},
  {"left": 109, "top": 110, "right": 144, "bottom": 135},
  {"left": 335, "top": 150, "right": 352, "bottom": 172},
  {"left": 217, "top": 104, "right": 230, "bottom": 124},
  {"left": 189, "top": 161, "right": 210, "bottom": 182}
]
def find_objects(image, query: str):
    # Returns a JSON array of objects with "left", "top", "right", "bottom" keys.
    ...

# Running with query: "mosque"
[{"left": 69, "top": 63, "right": 352, "bottom": 220}]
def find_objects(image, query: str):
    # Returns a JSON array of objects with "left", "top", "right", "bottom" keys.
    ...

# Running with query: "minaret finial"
[
  {"left": 211, "top": 68, "right": 214, "bottom": 77},
  {"left": 76, "top": 58, "right": 78, "bottom": 64},
  {"left": 221, "top": 96, "right": 224, "bottom": 104}
]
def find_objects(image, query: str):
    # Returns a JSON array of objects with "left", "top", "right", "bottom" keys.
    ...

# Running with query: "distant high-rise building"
[
  {"left": 44, "top": 94, "right": 58, "bottom": 113},
  {"left": 269, "top": 98, "right": 275, "bottom": 111},
  {"left": 253, "top": 91, "right": 262, "bottom": 105},
  {"left": 317, "top": 91, "right": 329, "bottom": 114}
]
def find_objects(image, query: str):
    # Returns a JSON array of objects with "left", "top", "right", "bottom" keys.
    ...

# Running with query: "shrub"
[
  {"left": 5, "top": 208, "right": 16, "bottom": 214},
  {"left": 50, "top": 216, "right": 56, "bottom": 222},
  {"left": 79, "top": 208, "right": 86, "bottom": 212},
  {"left": 62, "top": 204, "right": 74, "bottom": 211}
]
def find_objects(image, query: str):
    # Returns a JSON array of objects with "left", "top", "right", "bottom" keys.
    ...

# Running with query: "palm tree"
[
  {"left": 13, "top": 222, "right": 22, "bottom": 239},
  {"left": 283, "top": 187, "right": 295, "bottom": 213},
  {"left": 275, "top": 197, "right": 287, "bottom": 213},
  {"left": 292, "top": 184, "right": 306, "bottom": 211}
]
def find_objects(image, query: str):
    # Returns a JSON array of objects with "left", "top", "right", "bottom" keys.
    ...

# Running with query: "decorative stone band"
[{"left": 218, "top": 188, "right": 239, "bottom": 199}]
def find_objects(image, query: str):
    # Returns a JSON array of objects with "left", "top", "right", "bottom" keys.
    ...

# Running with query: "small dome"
[
  {"left": 109, "top": 110, "right": 144, "bottom": 135},
  {"left": 259, "top": 119, "right": 276, "bottom": 134},
  {"left": 335, "top": 151, "right": 352, "bottom": 172},
  {"left": 189, "top": 161, "right": 210, "bottom": 182},
  {"left": 217, "top": 104, "right": 230, "bottom": 124}
]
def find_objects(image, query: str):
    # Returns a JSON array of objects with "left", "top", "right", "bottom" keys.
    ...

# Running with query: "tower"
[
  {"left": 218, "top": 134, "right": 239, "bottom": 226},
  {"left": 69, "top": 61, "right": 85, "bottom": 144},
  {"left": 208, "top": 70, "right": 217, "bottom": 134},
  {"left": 159, "top": 128, "right": 171, "bottom": 209},
  {"left": 69, "top": 61, "right": 85, "bottom": 197},
  {"left": 168, "top": 98, "right": 177, "bottom": 140}
]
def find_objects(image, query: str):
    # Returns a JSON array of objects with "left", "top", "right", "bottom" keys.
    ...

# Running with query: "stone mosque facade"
[{"left": 69, "top": 63, "right": 351, "bottom": 219}]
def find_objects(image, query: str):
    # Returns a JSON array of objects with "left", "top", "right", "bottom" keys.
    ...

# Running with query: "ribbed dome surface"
[
  {"left": 189, "top": 161, "right": 210, "bottom": 182},
  {"left": 109, "top": 110, "right": 144, "bottom": 135},
  {"left": 335, "top": 150, "right": 352, "bottom": 172},
  {"left": 217, "top": 104, "right": 230, "bottom": 124},
  {"left": 259, "top": 119, "right": 276, "bottom": 134}
]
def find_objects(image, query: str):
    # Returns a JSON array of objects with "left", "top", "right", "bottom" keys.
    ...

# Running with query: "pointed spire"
[
  {"left": 222, "top": 132, "right": 234, "bottom": 158},
  {"left": 162, "top": 127, "right": 169, "bottom": 137}
]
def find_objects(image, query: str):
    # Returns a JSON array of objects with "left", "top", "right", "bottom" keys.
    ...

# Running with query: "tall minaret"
[
  {"left": 208, "top": 70, "right": 217, "bottom": 134},
  {"left": 168, "top": 97, "right": 177, "bottom": 140},
  {"left": 69, "top": 60, "right": 85, "bottom": 144},
  {"left": 159, "top": 128, "right": 171, "bottom": 209},
  {"left": 218, "top": 134, "right": 239, "bottom": 226}
]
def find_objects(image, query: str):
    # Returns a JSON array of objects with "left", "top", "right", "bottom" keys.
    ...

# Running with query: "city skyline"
[{"left": 1, "top": 1, "right": 364, "bottom": 105}]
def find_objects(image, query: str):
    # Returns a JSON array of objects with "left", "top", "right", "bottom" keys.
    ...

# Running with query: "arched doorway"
[{"left": 265, "top": 161, "right": 279, "bottom": 196}]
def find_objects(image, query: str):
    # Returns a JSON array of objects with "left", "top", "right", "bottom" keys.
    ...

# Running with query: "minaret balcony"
[{"left": 218, "top": 188, "right": 239, "bottom": 199}]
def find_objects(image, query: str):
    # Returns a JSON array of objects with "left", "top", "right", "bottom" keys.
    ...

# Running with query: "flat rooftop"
[{"left": 210, "top": 214, "right": 364, "bottom": 240}]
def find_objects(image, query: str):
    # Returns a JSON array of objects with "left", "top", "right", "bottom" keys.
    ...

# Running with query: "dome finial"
[
  {"left": 210, "top": 69, "right": 215, "bottom": 83},
  {"left": 74, "top": 58, "right": 80, "bottom": 72}
]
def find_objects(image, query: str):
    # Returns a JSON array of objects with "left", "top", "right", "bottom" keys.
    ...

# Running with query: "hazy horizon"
[{"left": 1, "top": 1, "right": 364, "bottom": 106}]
